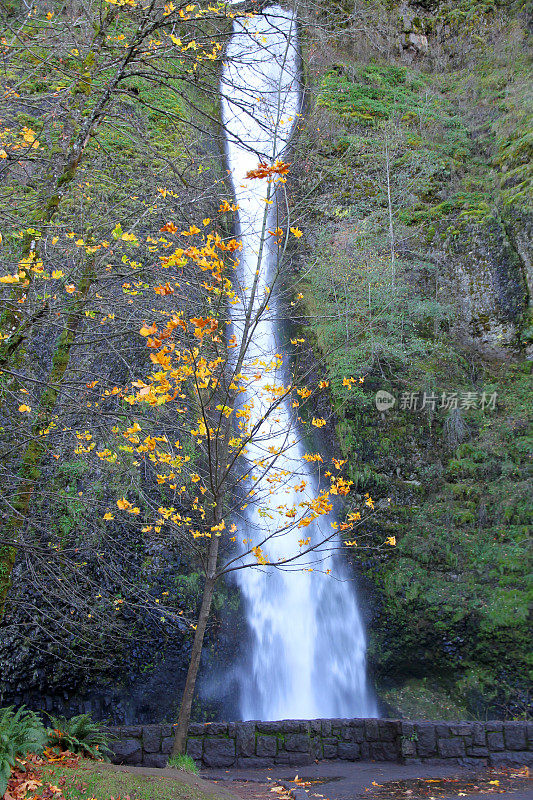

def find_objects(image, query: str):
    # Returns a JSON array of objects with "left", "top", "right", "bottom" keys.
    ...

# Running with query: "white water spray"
[{"left": 220, "top": 4, "right": 377, "bottom": 720}]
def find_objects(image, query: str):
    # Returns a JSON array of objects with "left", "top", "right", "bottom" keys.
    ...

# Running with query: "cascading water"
[{"left": 221, "top": 4, "right": 377, "bottom": 721}]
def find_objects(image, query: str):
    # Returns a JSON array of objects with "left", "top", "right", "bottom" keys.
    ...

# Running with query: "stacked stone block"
[
  {"left": 398, "top": 720, "right": 533, "bottom": 768},
  {"left": 107, "top": 718, "right": 533, "bottom": 770}
]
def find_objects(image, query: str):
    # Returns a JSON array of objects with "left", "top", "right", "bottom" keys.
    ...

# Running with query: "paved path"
[{"left": 203, "top": 761, "right": 532, "bottom": 800}]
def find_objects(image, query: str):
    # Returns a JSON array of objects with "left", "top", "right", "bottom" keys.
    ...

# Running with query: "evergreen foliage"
[
  {"left": 47, "top": 714, "right": 112, "bottom": 760},
  {"left": 0, "top": 706, "right": 47, "bottom": 795}
]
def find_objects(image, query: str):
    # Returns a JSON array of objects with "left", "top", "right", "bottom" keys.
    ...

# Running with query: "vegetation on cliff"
[{"left": 293, "top": 0, "right": 532, "bottom": 718}]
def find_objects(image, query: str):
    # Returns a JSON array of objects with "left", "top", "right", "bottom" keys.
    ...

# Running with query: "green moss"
[
  {"left": 382, "top": 679, "right": 467, "bottom": 720},
  {"left": 318, "top": 63, "right": 425, "bottom": 125}
]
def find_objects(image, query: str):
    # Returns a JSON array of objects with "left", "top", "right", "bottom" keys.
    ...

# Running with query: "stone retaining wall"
[{"left": 107, "top": 718, "right": 533, "bottom": 769}]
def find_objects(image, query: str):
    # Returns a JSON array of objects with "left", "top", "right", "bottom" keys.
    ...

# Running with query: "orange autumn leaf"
[
  {"left": 189, "top": 317, "right": 210, "bottom": 329},
  {"left": 160, "top": 222, "right": 178, "bottom": 233},
  {"left": 190, "top": 316, "right": 218, "bottom": 338},
  {"left": 268, "top": 226, "right": 283, "bottom": 241},
  {"left": 117, "top": 497, "right": 132, "bottom": 510},
  {"left": 246, "top": 159, "right": 290, "bottom": 180},
  {"left": 154, "top": 282, "right": 174, "bottom": 295},
  {"left": 140, "top": 322, "right": 157, "bottom": 336}
]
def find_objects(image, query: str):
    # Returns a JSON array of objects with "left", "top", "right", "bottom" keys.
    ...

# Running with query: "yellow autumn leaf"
[
  {"left": 18, "top": 404, "right": 31, "bottom": 413},
  {"left": 140, "top": 322, "right": 157, "bottom": 336},
  {"left": 117, "top": 497, "right": 132, "bottom": 510},
  {"left": 103, "top": 512, "right": 114, "bottom": 520},
  {"left": 311, "top": 417, "right": 326, "bottom": 427},
  {"left": 290, "top": 226, "right": 303, "bottom": 238},
  {"left": 252, "top": 546, "right": 268, "bottom": 564},
  {"left": 121, "top": 232, "right": 139, "bottom": 244},
  {"left": 65, "top": 284, "right": 76, "bottom": 293}
]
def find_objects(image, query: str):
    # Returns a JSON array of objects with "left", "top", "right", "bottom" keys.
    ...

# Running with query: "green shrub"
[
  {"left": 0, "top": 706, "right": 47, "bottom": 795},
  {"left": 46, "top": 713, "right": 112, "bottom": 761},
  {"left": 167, "top": 753, "right": 199, "bottom": 774}
]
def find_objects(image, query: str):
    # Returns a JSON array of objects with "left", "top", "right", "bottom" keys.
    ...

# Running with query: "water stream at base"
[{"left": 220, "top": 4, "right": 377, "bottom": 721}]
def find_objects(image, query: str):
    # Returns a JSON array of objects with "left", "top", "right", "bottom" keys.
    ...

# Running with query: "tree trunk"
[
  {"left": 171, "top": 534, "right": 220, "bottom": 757},
  {"left": 0, "top": 266, "right": 94, "bottom": 618}
]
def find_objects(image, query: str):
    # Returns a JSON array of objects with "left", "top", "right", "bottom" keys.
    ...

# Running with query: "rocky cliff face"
[{"left": 292, "top": 0, "right": 531, "bottom": 718}]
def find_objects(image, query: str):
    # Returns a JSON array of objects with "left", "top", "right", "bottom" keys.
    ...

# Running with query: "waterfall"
[{"left": 220, "top": 4, "right": 377, "bottom": 721}]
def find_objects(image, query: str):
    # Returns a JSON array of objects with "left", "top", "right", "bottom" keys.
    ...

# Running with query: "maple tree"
[{"left": 80, "top": 159, "right": 378, "bottom": 753}]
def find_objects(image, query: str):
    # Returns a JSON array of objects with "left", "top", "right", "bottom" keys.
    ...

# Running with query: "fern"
[
  {"left": 0, "top": 706, "right": 47, "bottom": 795},
  {"left": 47, "top": 713, "right": 112, "bottom": 760}
]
